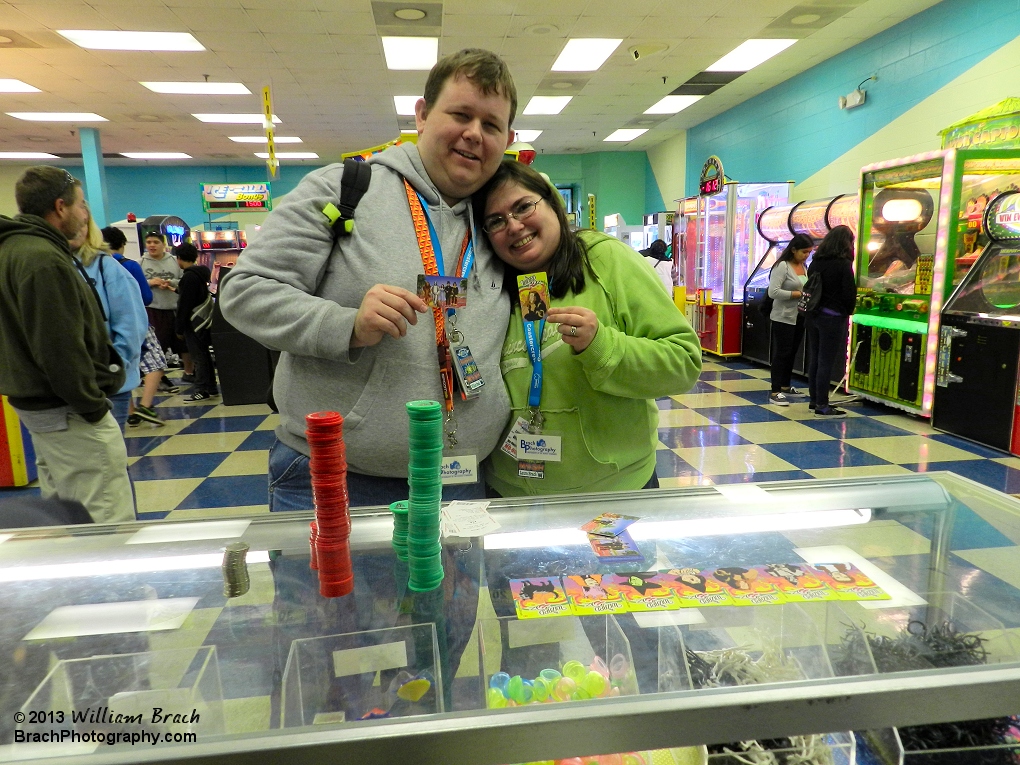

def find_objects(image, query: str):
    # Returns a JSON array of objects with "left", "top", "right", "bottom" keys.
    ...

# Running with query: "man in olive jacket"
[{"left": 0, "top": 166, "right": 135, "bottom": 524}]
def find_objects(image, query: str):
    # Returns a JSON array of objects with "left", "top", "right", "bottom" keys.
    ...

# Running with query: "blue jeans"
[
  {"left": 109, "top": 391, "right": 133, "bottom": 431},
  {"left": 806, "top": 311, "right": 849, "bottom": 409},
  {"left": 267, "top": 438, "right": 487, "bottom": 511}
]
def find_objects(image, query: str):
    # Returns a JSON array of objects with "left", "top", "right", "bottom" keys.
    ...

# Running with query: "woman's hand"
[
  {"left": 546, "top": 306, "right": 598, "bottom": 353},
  {"left": 793, "top": 290, "right": 802, "bottom": 298}
]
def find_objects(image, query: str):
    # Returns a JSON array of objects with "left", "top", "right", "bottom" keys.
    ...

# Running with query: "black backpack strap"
[{"left": 322, "top": 159, "right": 372, "bottom": 238}]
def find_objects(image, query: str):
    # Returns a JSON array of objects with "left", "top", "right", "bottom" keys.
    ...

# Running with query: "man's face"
[
  {"left": 145, "top": 237, "right": 165, "bottom": 257},
  {"left": 415, "top": 74, "right": 514, "bottom": 203},
  {"left": 55, "top": 186, "right": 89, "bottom": 242}
]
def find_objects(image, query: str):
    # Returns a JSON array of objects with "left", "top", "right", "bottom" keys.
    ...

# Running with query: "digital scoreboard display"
[{"left": 201, "top": 183, "right": 272, "bottom": 213}]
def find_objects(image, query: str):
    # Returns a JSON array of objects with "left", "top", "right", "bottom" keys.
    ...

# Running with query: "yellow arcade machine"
[{"left": 681, "top": 156, "right": 791, "bottom": 357}]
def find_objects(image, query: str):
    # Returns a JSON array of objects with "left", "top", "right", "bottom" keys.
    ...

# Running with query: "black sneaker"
[
  {"left": 185, "top": 391, "right": 219, "bottom": 402},
  {"left": 768, "top": 392, "right": 790, "bottom": 407},
  {"left": 809, "top": 402, "right": 816, "bottom": 410},
  {"left": 181, "top": 373, "right": 196, "bottom": 384},
  {"left": 135, "top": 405, "right": 164, "bottom": 425},
  {"left": 783, "top": 387, "right": 809, "bottom": 399},
  {"left": 126, "top": 413, "right": 141, "bottom": 427},
  {"left": 814, "top": 406, "right": 847, "bottom": 419},
  {"left": 157, "top": 380, "right": 179, "bottom": 394}
]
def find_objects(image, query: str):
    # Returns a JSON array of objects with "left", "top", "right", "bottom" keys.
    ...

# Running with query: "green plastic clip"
[{"left": 322, "top": 202, "right": 341, "bottom": 225}]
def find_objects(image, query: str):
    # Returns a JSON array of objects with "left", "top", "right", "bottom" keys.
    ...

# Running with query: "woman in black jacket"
[{"left": 805, "top": 225, "right": 857, "bottom": 418}]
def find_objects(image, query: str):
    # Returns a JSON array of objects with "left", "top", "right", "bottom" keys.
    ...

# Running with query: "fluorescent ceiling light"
[
  {"left": 229, "top": 135, "right": 302, "bottom": 143},
  {"left": 552, "top": 38, "right": 622, "bottom": 71},
  {"left": 0, "top": 550, "right": 270, "bottom": 582},
  {"left": 382, "top": 36, "right": 438, "bottom": 70},
  {"left": 514, "top": 129, "right": 543, "bottom": 142},
  {"left": 0, "top": 152, "right": 59, "bottom": 159},
  {"left": 645, "top": 95, "right": 703, "bottom": 114},
  {"left": 121, "top": 152, "right": 192, "bottom": 159},
  {"left": 604, "top": 128, "right": 647, "bottom": 142},
  {"left": 7, "top": 112, "right": 106, "bottom": 122},
  {"left": 24, "top": 598, "right": 200, "bottom": 640},
  {"left": 707, "top": 38, "right": 797, "bottom": 72},
  {"left": 141, "top": 81, "right": 250, "bottom": 95},
  {"left": 393, "top": 96, "right": 422, "bottom": 116},
  {"left": 0, "top": 79, "right": 41, "bottom": 93},
  {"left": 193, "top": 113, "right": 280, "bottom": 124},
  {"left": 523, "top": 96, "right": 572, "bottom": 116},
  {"left": 254, "top": 152, "right": 318, "bottom": 159},
  {"left": 58, "top": 30, "right": 205, "bottom": 51}
]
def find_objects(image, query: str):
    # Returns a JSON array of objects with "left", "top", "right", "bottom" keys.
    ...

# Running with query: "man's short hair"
[
  {"left": 174, "top": 242, "right": 199, "bottom": 263},
  {"left": 101, "top": 225, "right": 127, "bottom": 250},
  {"left": 144, "top": 231, "right": 165, "bottom": 243},
  {"left": 14, "top": 166, "right": 81, "bottom": 218},
  {"left": 423, "top": 48, "right": 517, "bottom": 128}
]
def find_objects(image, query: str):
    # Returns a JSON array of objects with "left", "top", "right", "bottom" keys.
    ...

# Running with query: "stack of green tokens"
[
  {"left": 390, "top": 500, "right": 408, "bottom": 560},
  {"left": 406, "top": 400, "right": 444, "bottom": 592}
]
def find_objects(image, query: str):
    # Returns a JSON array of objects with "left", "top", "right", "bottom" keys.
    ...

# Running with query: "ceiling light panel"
[
  {"left": 7, "top": 112, "right": 107, "bottom": 122},
  {"left": 514, "top": 129, "right": 543, "bottom": 142},
  {"left": 0, "top": 79, "right": 40, "bottom": 93},
  {"left": 523, "top": 96, "right": 572, "bottom": 116},
  {"left": 254, "top": 152, "right": 319, "bottom": 159},
  {"left": 552, "top": 38, "right": 622, "bottom": 71},
  {"left": 393, "top": 96, "right": 422, "bottom": 115},
  {"left": 0, "top": 152, "right": 59, "bottom": 159},
  {"left": 121, "top": 153, "right": 192, "bottom": 159},
  {"left": 604, "top": 128, "right": 647, "bottom": 142},
  {"left": 229, "top": 136, "right": 302, "bottom": 143},
  {"left": 193, "top": 114, "right": 281, "bottom": 124},
  {"left": 706, "top": 39, "right": 797, "bottom": 72},
  {"left": 644, "top": 95, "right": 703, "bottom": 114},
  {"left": 58, "top": 30, "right": 206, "bottom": 51},
  {"left": 141, "top": 82, "right": 251, "bottom": 95},
  {"left": 381, "top": 36, "right": 438, "bottom": 70}
]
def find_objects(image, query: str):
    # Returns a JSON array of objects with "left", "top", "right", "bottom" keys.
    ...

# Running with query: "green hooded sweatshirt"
[{"left": 0, "top": 214, "right": 125, "bottom": 422}]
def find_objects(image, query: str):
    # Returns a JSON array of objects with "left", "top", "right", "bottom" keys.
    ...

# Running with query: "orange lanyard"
[{"left": 404, "top": 180, "right": 470, "bottom": 414}]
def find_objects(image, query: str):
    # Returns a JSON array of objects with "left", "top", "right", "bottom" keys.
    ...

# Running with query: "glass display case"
[
  {"left": 1, "top": 473, "right": 1019, "bottom": 765},
  {"left": 850, "top": 149, "right": 1020, "bottom": 416},
  {"left": 934, "top": 191, "right": 1020, "bottom": 454}
]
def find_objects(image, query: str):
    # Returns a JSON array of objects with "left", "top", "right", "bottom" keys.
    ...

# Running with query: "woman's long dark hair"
[
  {"left": 475, "top": 160, "right": 595, "bottom": 300},
  {"left": 777, "top": 233, "right": 814, "bottom": 264},
  {"left": 813, "top": 225, "right": 855, "bottom": 260}
]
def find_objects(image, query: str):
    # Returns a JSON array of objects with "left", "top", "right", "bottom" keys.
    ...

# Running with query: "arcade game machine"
[
  {"left": 741, "top": 194, "right": 859, "bottom": 369},
  {"left": 642, "top": 212, "right": 674, "bottom": 293},
  {"left": 199, "top": 181, "right": 272, "bottom": 292},
  {"left": 195, "top": 229, "right": 248, "bottom": 294},
  {"left": 684, "top": 156, "right": 791, "bottom": 357},
  {"left": 933, "top": 191, "right": 1020, "bottom": 452},
  {"left": 850, "top": 148, "right": 1020, "bottom": 415},
  {"left": 0, "top": 396, "right": 35, "bottom": 488},
  {"left": 603, "top": 213, "right": 644, "bottom": 250},
  {"left": 136, "top": 214, "right": 189, "bottom": 257}
]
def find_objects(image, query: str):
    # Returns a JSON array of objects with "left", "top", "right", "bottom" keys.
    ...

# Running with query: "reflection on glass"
[
  {"left": 731, "top": 184, "right": 791, "bottom": 302},
  {"left": 946, "top": 246, "right": 1020, "bottom": 315},
  {"left": 863, "top": 185, "right": 937, "bottom": 294},
  {"left": 953, "top": 160, "right": 1020, "bottom": 287}
]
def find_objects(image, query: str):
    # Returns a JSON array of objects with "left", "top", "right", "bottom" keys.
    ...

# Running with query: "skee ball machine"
[
  {"left": 850, "top": 149, "right": 1020, "bottom": 415},
  {"left": 933, "top": 192, "right": 1020, "bottom": 452}
]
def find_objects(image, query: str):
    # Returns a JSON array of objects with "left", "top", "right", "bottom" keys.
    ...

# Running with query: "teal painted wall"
[
  {"left": 532, "top": 151, "right": 654, "bottom": 227},
  {"left": 686, "top": 0, "right": 1020, "bottom": 192}
]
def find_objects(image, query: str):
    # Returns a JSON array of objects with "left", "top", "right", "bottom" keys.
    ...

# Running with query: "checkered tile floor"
[{"left": 4, "top": 359, "right": 1020, "bottom": 520}]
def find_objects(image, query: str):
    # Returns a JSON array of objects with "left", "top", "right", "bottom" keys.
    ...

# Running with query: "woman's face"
[
  {"left": 484, "top": 181, "right": 560, "bottom": 272},
  {"left": 793, "top": 247, "right": 812, "bottom": 263}
]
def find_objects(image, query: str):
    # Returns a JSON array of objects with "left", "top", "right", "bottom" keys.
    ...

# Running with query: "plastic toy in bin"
[
  {"left": 486, "top": 654, "right": 635, "bottom": 708},
  {"left": 512, "top": 754, "right": 650, "bottom": 765}
]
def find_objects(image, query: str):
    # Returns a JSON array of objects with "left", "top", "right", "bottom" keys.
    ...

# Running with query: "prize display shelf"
[{"left": 0, "top": 472, "right": 1019, "bottom": 765}]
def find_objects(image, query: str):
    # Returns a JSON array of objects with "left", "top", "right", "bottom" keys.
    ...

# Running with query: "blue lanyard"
[
  {"left": 416, "top": 192, "right": 475, "bottom": 280},
  {"left": 522, "top": 315, "right": 545, "bottom": 409}
]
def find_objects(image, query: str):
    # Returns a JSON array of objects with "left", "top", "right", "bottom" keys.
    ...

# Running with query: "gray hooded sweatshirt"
[{"left": 219, "top": 143, "right": 511, "bottom": 476}]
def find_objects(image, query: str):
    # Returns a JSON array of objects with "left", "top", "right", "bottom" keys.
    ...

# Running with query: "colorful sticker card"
[
  {"left": 704, "top": 566, "right": 786, "bottom": 607},
  {"left": 605, "top": 573, "right": 680, "bottom": 612},
  {"left": 658, "top": 568, "right": 735, "bottom": 608},
  {"left": 809, "top": 563, "right": 891, "bottom": 601},
  {"left": 588, "top": 530, "right": 643, "bottom": 562},
  {"left": 754, "top": 564, "right": 836, "bottom": 603},
  {"left": 581, "top": 513, "right": 641, "bottom": 538},
  {"left": 508, "top": 577, "right": 571, "bottom": 619},
  {"left": 517, "top": 272, "right": 550, "bottom": 322},
  {"left": 563, "top": 574, "right": 627, "bottom": 616},
  {"left": 417, "top": 275, "right": 468, "bottom": 309}
]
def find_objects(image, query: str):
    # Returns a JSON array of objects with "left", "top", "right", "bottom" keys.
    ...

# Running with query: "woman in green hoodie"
[{"left": 477, "top": 161, "right": 702, "bottom": 496}]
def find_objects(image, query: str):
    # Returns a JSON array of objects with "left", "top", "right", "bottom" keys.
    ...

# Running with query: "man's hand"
[{"left": 350, "top": 285, "right": 429, "bottom": 348}]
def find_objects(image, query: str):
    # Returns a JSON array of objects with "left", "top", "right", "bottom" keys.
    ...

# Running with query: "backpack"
[
  {"left": 797, "top": 271, "right": 824, "bottom": 314},
  {"left": 191, "top": 293, "right": 214, "bottom": 332},
  {"left": 759, "top": 263, "right": 776, "bottom": 319},
  {"left": 321, "top": 158, "right": 372, "bottom": 239}
]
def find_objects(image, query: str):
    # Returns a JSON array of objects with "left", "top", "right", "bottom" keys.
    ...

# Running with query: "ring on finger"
[{"left": 569, "top": 325, "right": 577, "bottom": 337}]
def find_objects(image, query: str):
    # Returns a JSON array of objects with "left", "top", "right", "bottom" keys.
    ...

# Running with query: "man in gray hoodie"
[{"left": 220, "top": 49, "right": 517, "bottom": 509}]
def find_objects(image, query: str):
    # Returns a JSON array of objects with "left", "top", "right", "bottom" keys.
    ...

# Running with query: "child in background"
[{"left": 174, "top": 243, "right": 219, "bottom": 402}]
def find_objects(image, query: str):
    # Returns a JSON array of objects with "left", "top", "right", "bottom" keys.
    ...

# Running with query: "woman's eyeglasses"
[{"left": 482, "top": 198, "right": 544, "bottom": 234}]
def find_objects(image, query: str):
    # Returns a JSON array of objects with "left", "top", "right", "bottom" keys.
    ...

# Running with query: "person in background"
[
  {"left": 174, "top": 242, "right": 219, "bottom": 402},
  {"left": 0, "top": 166, "right": 134, "bottom": 523},
  {"left": 766, "top": 233, "right": 813, "bottom": 406},
  {"left": 140, "top": 231, "right": 189, "bottom": 389},
  {"left": 70, "top": 216, "right": 148, "bottom": 430},
  {"left": 101, "top": 226, "right": 152, "bottom": 306},
  {"left": 220, "top": 48, "right": 517, "bottom": 510},
  {"left": 805, "top": 224, "right": 857, "bottom": 419},
  {"left": 477, "top": 160, "right": 702, "bottom": 496}
]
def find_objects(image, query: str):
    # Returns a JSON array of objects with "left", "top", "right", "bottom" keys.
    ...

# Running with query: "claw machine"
[
  {"left": 850, "top": 149, "right": 1020, "bottom": 415},
  {"left": 742, "top": 194, "right": 859, "bottom": 370},
  {"left": 683, "top": 156, "right": 790, "bottom": 357},
  {"left": 933, "top": 191, "right": 1020, "bottom": 452}
]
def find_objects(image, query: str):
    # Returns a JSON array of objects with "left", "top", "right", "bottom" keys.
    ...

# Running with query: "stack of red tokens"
[{"left": 306, "top": 411, "right": 352, "bottom": 598}]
